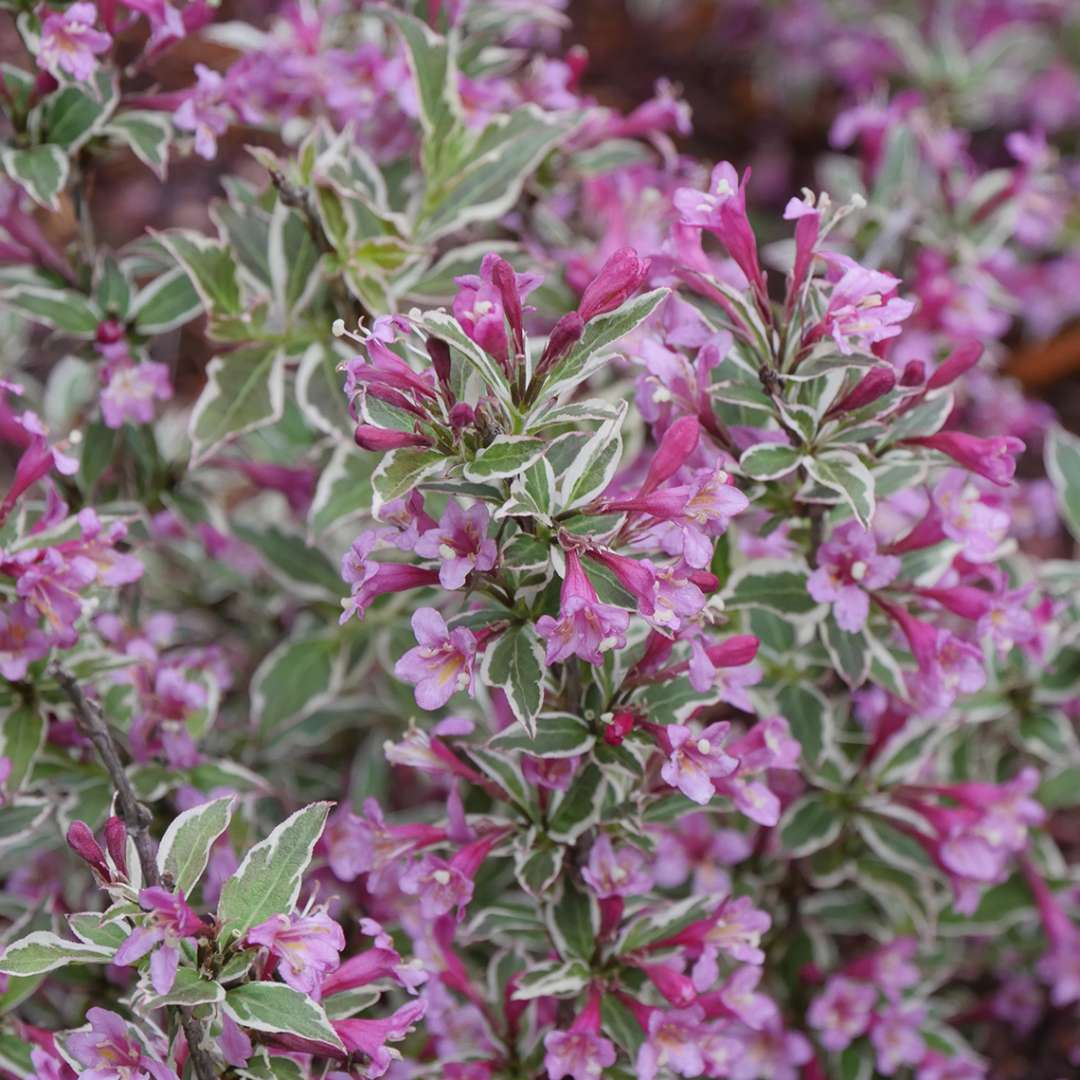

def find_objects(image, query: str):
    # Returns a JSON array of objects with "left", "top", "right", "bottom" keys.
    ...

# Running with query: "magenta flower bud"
[
  {"left": 604, "top": 709, "right": 635, "bottom": 747},
  {"left": 490, "top": 257, "right": 526, "bottom": 356},
  {"left": 577, "top": 247, "right": 649, "bottom": 323},
  {"left": 830, "top": 366, "right": 896, "bottom": 415},
  {"left": 916, "top": 585, "right": 994, "bottom": 620},
  {"left": 539, "top": 311, "right": 585, "bottom": 373},
  {"left": 425, "top": 337, "right": 453, "bottom": 389},
  {"left": 640, "top": 962, "right": 698, "bottom": 1007},
  {"left": 448, "top": 402, "right": 475, "bottom": 431},
  {"left": 926, "top": 341, "right": 983, "bottom": 390},
  {"left": 688, "top": 570, "right": 720, "bottom": 593},
  {"left": 639, "top": 416, "right": 701, "bottom": 496},
  {"left": 905, "top": 431, "right": 1024, "bottom": 487},
  {"left": 67, "top": 821, "right": 111, "bottom": 882},
  {"left": 95, "top": 318, "right": 125, "bottom": 346},
  {"left": 104, "top": 816, "right": 128, "bottom": 879},
  {"left": 703, "top": 634, "right": 760, "bottom": 668},
  {"left": 353, "top": 425, "right": 434, "bottom": 452},
  {"left": 900, "top": 359, "right": 926, "bottom": 387}
]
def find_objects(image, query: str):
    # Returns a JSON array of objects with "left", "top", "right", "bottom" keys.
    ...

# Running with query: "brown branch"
[{"left": 51, "top": 665, "right": 222, "bottom": 1080}]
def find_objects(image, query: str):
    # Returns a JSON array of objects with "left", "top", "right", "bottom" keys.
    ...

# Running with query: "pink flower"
[
  {"left": 113, "top": 886, "right": 206, "bottom": 995},
  {"left": 246, "top": 909, "right": 345, "bottom": 995},
  {"left": 704, "top": 965, "right": 778, "bottom": 1029},
  {"left": 543, "top": 990, "right": 617, "bottom": 1080},
  {"left": 659, "top": 722, "right": 738, "bottom": 805},
  {"left": 674, "top": 161, "right": 767, "bottom": 301},
  {"left": 581, "top": 833, "right": 653, "bottom": 897},
  {"left": 100, "top": 361, "right": 172, "bottom": 428},
  {"left": 636, "top": 1005, "right": 707, "bottom": 1080},
  {"left": 321, "top": 918, "right": 427, "bottom": 997},
  {"left": 399, "top": 834, "right": 502, "bottom": 920},
  {"left": 807, "top": 975, "right": 877, "bottom": 1051},
  {"left": 650, "top": 466, "right": 749, "bottom": 569},
  {"left": 0, "top": 599, "right": 52, "bottom": 680},
  {"left": 323, "top": 798, "right": 445, "bottom": 885},
  {"left": 672, "top": 896, "right": 772, "bottom": 992},
  {"left": 38, "top": 3, "right": 111, "bottom": 81},
  {"left": 66, "top": 1008, "right": 178, "bottom": 1080},
  {"left": 340, "top": 532, "right": 439, "bottom": 623},
  {"left": 394, "top": 608, "right": 478, "bottom": 710},
  {"left": 906, "top": 432, "right": 1024, "bottom": 487},
  {"left": 807, "top": 521, "right": 901, "bottom": 632},
  {"left": 333, "top": 999, "right": 427, "bottom": 1078},
  {"left": 814, "top": 253, "right": 914, "bottom": 355},
  {"left": 536, "top": 549, "right": 629, "bottom": 665},
  {"left": 174, "top": 64, "right": 232, "bottom": 160},
  {"left": 414, "top": 502, "right": 497, "bottom": 590},
  {"left": 729, "top": 1018, "right": 812, "bottom": 1080},
  {"left": 871, "top": 1002, "right": 926, "bottom": 1076},
  {"left": 453, "top": 252, "right": 541, "bottom": 368}
]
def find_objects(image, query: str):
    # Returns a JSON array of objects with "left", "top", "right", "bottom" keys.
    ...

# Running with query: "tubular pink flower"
[{"left": 904, "top": 432, "right": 1024, "bottom": 487}]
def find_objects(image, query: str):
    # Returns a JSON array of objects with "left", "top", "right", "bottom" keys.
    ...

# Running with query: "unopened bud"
[
  {"left": 900, "top": 360, "right": 926, "bottom": 387},
  {"left": 538, "top": 311, "right": 585, "bottom": 376},
  {"left": 354, "top": 425, "right": 433, "bottom": 451},
  {"left": 926, "top": 341, "right": 982, "bottom": 391},
  {"left": 426, "top": 337, "right": 453, "bottom": 389},
  {"left": 104, "top": 816, "right": 128, "bottom": 879},
  {"left": 67, "top": 821, "right": 111, "bottom": 882},
  {"left": 639, "top": 416, "right": 700, "bottom": 496},
  {"left": 604, "top": 710, "right": 636, "bottom": 747},
  {"left": 830, "top": 366, "right": 896, "bottom": 415},
  {"left": 577, "top": 247, "right": 649, "bottom": 323}
]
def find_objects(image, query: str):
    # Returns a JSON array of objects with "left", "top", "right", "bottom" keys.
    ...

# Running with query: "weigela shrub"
[{"left": 0, "top": 1, "right": 1079, "bottom": 1078}]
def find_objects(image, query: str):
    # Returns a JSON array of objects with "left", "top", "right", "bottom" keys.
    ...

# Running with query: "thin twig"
[{"left": 51, "top": 665, "right": 221, "bottom": 1080}]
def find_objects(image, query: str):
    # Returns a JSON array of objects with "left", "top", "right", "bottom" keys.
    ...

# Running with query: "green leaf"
[
  {"left": 547, "top": 879, "right": 598, "bottom": 962},
  {"left": 233, "top": 524, "right": 343, "bottom": 602},
  {"left": 514, "top": 841, "right": 564, "bottom": 897},
  {"left": 419, "top": 105, "right": 579, "bottom": 242},
  {"left": 776, "top": 684, "right": 832, "bottom": 767},
  {"left": 489, "top": 712, "right": 594, "bottom": 758},
  {"left": 188, "top": 345, "right": 286, "bottom": 465},
  {"left": 217, "top": 802, "right": 333, "bottom": 939},
  {"left": 371, "top": 446, "right": 447, "bottom": 512},
  {"left": 543, "top": 288, "right": 668, "bottom": 401},
  {"left": 601, "top": 993, "right": 645, "bottom": 1057},
  {"left": 465, "top": 435, "right": 546, "bottom": 481},
  {"left": 0, "top": 703, "right": 45, "bottom": 796},
  {"left": 225, "top": 983, "right": 345, "bottom": 1056},
  {"left": 820, "top": 613, "right": 871, "bottom": 688},
  {"left": 42, "top": 72, "right": 117, "bottom": 151},
  {"left": 0, "top": 285, "right": 101, "bottom": 336},
  {"left": 1038, "top": 765, "right": 1080, "bottom": 809},
  {"left": 558, "top": 402, "right": 627, "bottom": 512},
  {"left": 296, "top": 343, "right": 352, "bottom": 439},
  {"left": 805, "top": 449, "right": 875, "bottom": 528},
  {"left": 1046, "top": 424, "right": 1080, "bottom": 544},
  {"left": 1, "top": 145, "right": 69, "bottom": 210},
  {"left": 421, "top": 309, "right": 512, "bottom": 408},
  {"left": 480, "top": 625, "right": 546, "bottom": 737},
  {"left": 854, "top": 814, "right": 932, "bottom": 875},
  {"left": 308, "top": 443, "right": 375, "bottom": 536},
  {"left": 131, "top": 268, "right": 201, "bottom": 335},
  {"left": 0, "top": 931, "right": 113, "bottom": 976},
  {"left": 104, "top": 111, "right": 171, "bottom": 178},
  {"left": 870, "top": 720, "right": 941, "bottom": 784},
  {"left": 616, "top": 894, "right": 713, "bottom": 954},
  {"left": 723, "top": 559, "right": 821, "bottom": 618},
  {"left": 779, "top": 793, "right": 844, "bottom": 857},
  {"left": 511, "top": 958, "right": 591, "bottom": 1000},
  {"left": 154, "top": 229, "right": 242, "bottom": 317},
  {"left": 144, "top": 967, "right": 224, "bottom": 1009},
  {"left": 156, "top": 795, "right": 235, "bottom": 896},
  {"left": 268, "top": 201, "right": 321, "bottom": 320},
  {"left": 547, "top": 763, "right": 605, "bottom": 843},
  {"left": 251, "top": 633, "right": 345, "bottom": 735},
  {"left": 739, "top": 442, "right": 802, "bottom": 480}
]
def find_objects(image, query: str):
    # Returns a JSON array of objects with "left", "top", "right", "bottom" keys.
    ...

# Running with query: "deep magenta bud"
[
  {"left": 604, "top": 710, "right": 635, "bottom": 747},
  {"left": 577, "top": 247, "right": 649, "bottom": 323},
  {"left": 95, "top": 318, "right": 125, "bottom": 346},
  {"left": 639, "top": 416, "right": 700, "bottom": 496},
  {"left": 449, "top": 402, "right": 475, "bottom": 432},
  {"left": 426, "top": 337, "right": 453, "bottom": 389},
  {"left": 831, "top": 366, "right": 895, "bottom": 414},
  {"left": 900, "top": 359, "right": 926, "bottom": 387},
  {"left": 688, "top": 569, "right": 720, "bottom": 593},
  {"left": 926, "top": 341, "right": 982, "bottom": 390},
  {"left": 490, "top": 257, "right": 526, "bottom": 356},
  {"left": 67, "top": 821, "right": 111, "bottom": 881},
  {"left": 104, "top": 816, "right": 128, "bottom": 879},
  {"left": 539, "top": 311, "right": 585, "bottom": 373},
  {"left": 354, "top": 425, "right": 433, "bottom": 451}
]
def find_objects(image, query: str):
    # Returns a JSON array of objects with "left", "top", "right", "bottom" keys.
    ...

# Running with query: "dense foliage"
[{"left": 1, "top": 1, "right": 1080, "bottom": 1078}]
